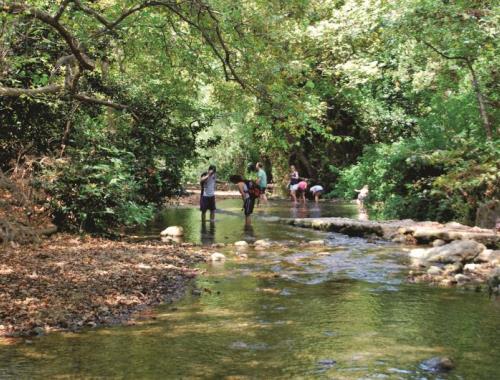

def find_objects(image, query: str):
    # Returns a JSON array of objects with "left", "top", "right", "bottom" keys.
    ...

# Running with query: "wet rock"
[
  {"left": 432, "top": 239, "right": 446, "bottom": 247},
  {"left": 234, "top": 240, "right": 249, "bottom": 247},
  {"left": 210, "top": 252, "right": 226, "bottom": 262},
  {"left": 160, "top": 226, "right": 184, "bottom": 237},
  {"left": 317, "top": 358, "right": 337, "bottom": 368},
  {"left": 427, "top": 266, "right": 443, "bottom": 276},
  {"left": 254, "top": 239, "right": 272, "bottom": 247},
  {"left": 236, "top": 253, "right": 248, "bottom": 260},
  {"left": 419, "top": 356, "right": 454, "bottom": 373},
  {"left": 32, "top": 327, "right": 45, "bottom": 336},
  {"left": 211, "top": 243, "right": 225, "bottom": 248},
  {"left": 191, "top": 289, "right": 202, "bottom": 296}
]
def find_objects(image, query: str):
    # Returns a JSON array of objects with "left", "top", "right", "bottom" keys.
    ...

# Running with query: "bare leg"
[
  {"left": 261, "top": 191, "right": 268, "bottom": 205},
  {"left": 209, "top": 210, "right": 215, "bottom": 222},
  {"left": 201, "top": 211, "right": 207, "bottom": 222},
  {"left": 314, "top": 193, "right": 319, "bottom": 203}
]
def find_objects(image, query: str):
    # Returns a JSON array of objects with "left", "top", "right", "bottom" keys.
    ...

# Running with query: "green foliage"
[
  {"left": 333, "top": 138, "right": 499, "bottom": 224},
  {"left": 46, "top": 145, "right": 155, "bottom": 233}
]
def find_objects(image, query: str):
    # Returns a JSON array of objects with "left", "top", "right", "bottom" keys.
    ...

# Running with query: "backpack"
[{"left": 245, "top": 180, "right": 261, "bottom": 199}]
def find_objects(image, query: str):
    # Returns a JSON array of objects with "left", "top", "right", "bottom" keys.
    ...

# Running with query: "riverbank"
[{"left": 0, "top": 234, "right": 208, "bottom": 337}]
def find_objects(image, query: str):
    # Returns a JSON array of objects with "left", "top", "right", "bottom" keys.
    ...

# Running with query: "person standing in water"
[
  {"left": 230, "top": 174, "right": 255, "bottom": 225},
  {"left": 355, "top": 185, "right": 369, "bottom": 208},
  {"left": 255, "top": 162, "right": 268, "bottom": 205},
  {"left": 289, "top": 165, "right": 300, "bottom": 204},
  {"left": 200, "top": 165, "right": 217, "bottom": 222}
]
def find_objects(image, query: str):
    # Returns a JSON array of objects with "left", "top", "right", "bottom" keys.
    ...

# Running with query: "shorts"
[
  {"left": 290, "top": 184, "right": 299, "bottom": 192},
  {"left": 243, "top": 197, "right": 255, "bottom": 216},
  {"left": 312, "top": 190, "right": 323, "bottom": 195},
  {"left": 259, "top": 186, "right": 266, "bottom": 194},
  {"left": 200, "top": 196, "right": 216, "bottom": 212}
]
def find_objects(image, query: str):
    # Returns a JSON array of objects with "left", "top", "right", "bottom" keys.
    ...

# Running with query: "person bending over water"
[
  {"left": 309, "top": 184, "right": 324, "bottom": 203},
  {"left": 297, "top": 180, "right": 308, "bottom": 204},
  {"left": 230, "top": 175, "right": 256, "bottom": 225}
]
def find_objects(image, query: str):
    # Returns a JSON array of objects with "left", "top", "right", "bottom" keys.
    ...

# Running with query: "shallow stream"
[{"left": 1, "top": 200, "right": 499, "bottom": 379}]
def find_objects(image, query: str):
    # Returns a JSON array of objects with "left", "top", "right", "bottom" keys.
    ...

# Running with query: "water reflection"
[{"left": 201, "top": 221, "right": 215, "bottom": 246}]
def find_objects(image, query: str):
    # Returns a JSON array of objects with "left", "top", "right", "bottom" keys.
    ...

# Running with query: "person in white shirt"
[
  {"left": 200, "top": 165, "right": 217, "bottom": 222},
  {"left": 309, "top": 185, "right": 324, "bottom": 203}
]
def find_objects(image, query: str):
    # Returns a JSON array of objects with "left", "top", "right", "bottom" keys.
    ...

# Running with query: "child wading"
[
  {"left": 200, "top": 165, "right": 217, "bottom": 222},
  {"left": 230, "top": 175, "right": 257, "bottom": 225}
]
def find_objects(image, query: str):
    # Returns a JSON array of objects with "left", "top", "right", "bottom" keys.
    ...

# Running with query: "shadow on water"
[{"left": 1, "top": 200, "right": 500, "bottom": 379}]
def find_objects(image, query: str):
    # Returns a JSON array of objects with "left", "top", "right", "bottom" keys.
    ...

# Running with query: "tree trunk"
[{"left": 466, "top": 60, "right": 493, "bottom": 139}]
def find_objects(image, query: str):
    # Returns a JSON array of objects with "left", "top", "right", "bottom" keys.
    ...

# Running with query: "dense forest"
[{"left": 1, "top": 0, "right": 498, "bottom": 237}]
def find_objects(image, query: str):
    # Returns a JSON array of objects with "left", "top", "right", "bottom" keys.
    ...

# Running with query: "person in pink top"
[{"left": 297, "top": 180, "right": 308, "bottom": 204}]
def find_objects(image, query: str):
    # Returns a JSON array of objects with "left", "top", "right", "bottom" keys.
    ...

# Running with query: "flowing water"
[{"left": 1, "top": 200, "right": 499, "bottom": 379}]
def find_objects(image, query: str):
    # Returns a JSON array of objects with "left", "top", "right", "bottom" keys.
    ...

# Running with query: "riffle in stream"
[{"left": 1, "top": 200, "right": 499, "bottom": 379}]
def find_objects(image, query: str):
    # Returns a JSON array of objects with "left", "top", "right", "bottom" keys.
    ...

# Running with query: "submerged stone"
[{"left": 419, "top": 356, "right": 454, "bottom": 373}]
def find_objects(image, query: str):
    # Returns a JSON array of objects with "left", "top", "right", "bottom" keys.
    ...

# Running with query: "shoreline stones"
[{"left": 408, "top": 240, "right": 499, "bottom": 290}]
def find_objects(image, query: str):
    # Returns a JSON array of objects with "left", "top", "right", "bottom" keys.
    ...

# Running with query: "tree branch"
[
  {"left": 53, "top": 0, "right": 71, "bottom": 21},
  {"left": 0, "top": 84, "right": 63, "bottom": 96},
  {"left": 1, "top": 1, "right": 94, "bottom": 70}
]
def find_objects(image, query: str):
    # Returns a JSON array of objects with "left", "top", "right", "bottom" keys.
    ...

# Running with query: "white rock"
[
  {"left": 463, "top": 263, "right": 479, "bottom": 273},
  {"left": 160, "top": 226, "right": 184, "bottom": 237},
  {"left": 427, "top": 266, "right": 443, "bottom": 276},
  {"left": 237, "top": 253, "right": 248, "bottom": 260},
  {"left": 432, "top": 239, "right": 446, "bottom": 247},
  {"left": 210, "top": 252, "right": 226, "bottom": 261},
  {"left": 308, "top": 240, "right": 325, "bottom": 245},
  {"left": 234, "top": 241, "right": 249, "bottom": 247}
]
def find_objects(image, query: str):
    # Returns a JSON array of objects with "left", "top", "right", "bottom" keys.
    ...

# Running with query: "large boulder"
[
  {"left": 160, "top": 226, "right": 184, "bottom": 237},
  {"left": 426, "top": 240, "right": 485, "bottom": 264}
]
